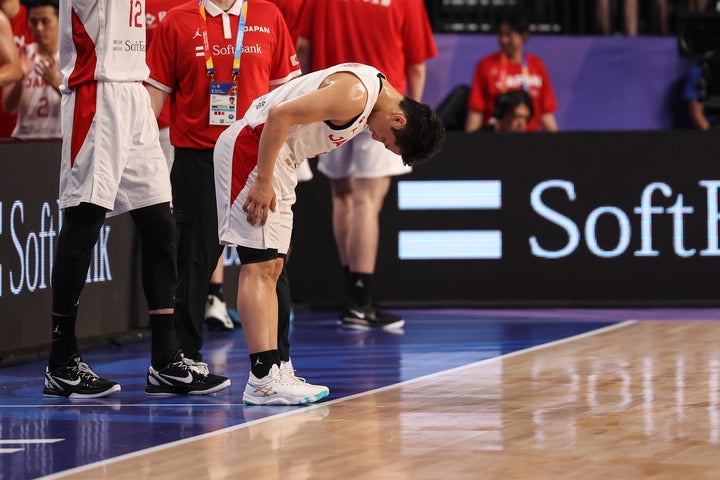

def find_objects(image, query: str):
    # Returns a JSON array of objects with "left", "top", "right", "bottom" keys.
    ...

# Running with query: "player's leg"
[
  {"left": 120, "top": 84, "right": 229, "bottom": 395},
  {"left": 236, "top": 249, "right": 328, "bottom": 405},
  {"left": 45, "top": 82, "right": 122, "bottom": 398},
  {"left": 337, "top": 131, "right": 408, "bottom": 329},
  {"left": 43, "top": 203, "right": 122, "bottom": 398},
  {"left": 205, "top": 254, "right": 234, "bottom": 331}
]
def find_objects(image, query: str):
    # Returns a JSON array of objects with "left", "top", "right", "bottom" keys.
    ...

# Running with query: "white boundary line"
[
  {"left": 0, "top": 439, "right": 63, "bottom": 444},
  {"left": 36, "top": 320, "right": 636, "bottom": 479}
]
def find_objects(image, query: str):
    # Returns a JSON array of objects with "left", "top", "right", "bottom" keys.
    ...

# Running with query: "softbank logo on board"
[
  {"left": 397, "top": 180, "right": 720, "bottom": 260},
  {"left": 0, "top": 200, "right": 112, "bottom": 297}
]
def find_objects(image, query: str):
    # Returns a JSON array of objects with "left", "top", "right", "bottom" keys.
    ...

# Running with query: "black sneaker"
[
  {"left": 43, "top": 354, "right": 121, "bottom": 398},
  {"left": 145, "top": 351, "right": 231, "bottom": 395},
  {"left": 339, "top": 304, "right": 405, "bottom": 330}
]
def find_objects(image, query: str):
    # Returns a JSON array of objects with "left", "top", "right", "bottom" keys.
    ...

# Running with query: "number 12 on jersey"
[{"left": 129, "top": 0, "right": 143, "bottom": 28}]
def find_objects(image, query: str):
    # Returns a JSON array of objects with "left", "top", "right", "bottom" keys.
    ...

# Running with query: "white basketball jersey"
[
  {"left": 244, "top": 63, "right": 385, "bottom": 171},
  {"left": 12, "top": 44, "right": 61, "bottom": 140},
  {"left": 59, "top": 0, "right": 149, "bottom": 90}
]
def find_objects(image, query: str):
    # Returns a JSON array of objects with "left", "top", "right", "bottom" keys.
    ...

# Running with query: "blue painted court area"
[{"left": 0, "top": 308, "right": 636, "bottom": 479}]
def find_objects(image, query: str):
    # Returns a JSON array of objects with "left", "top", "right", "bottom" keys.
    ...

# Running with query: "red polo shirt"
[{"left": 146, "top": 0, "right": 300, "bottom": 149}]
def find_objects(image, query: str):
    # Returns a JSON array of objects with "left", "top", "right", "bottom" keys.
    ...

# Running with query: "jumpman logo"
[
  {"left": 192, "top": 28, "right": 202, "bottom": 40},
  {"left": 52, "top": 325, "right": 61, "bottom": 335},
  {"left": 254, "top": 358, "right": 263, "bottom": 366}
]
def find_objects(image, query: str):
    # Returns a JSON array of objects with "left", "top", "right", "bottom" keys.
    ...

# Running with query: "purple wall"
[{"left": 424, "top": 34, "right": 694, "bottom": 131}]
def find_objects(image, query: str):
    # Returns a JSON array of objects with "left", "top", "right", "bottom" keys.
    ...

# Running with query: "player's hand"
[
  {"left": 18, "top": 46, "right": 34, "bottom": 77},
  {"left": 242, "top": 178, "right": 276, "bottom": 226},
  {"left": 35, "top": 55, "right": 61, "bottom": 93}
]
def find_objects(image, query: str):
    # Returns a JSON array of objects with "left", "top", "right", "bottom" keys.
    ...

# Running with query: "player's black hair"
[{"left": 394, "top": 97, "right": 446, "bottom": 166}]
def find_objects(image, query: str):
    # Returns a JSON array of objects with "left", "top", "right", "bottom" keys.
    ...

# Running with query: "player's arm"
[
  {"left": 540, "top": 112, "right": 558, "bottom": 132},
  {"left": 689, "top": 100, "right": 710, "bottom": 131},
  {"left": 1, "top": 72, "right": 22, "bottom": 114},
  {"left": 243, "top": 73, "right": 368, "bottom": 226},
  {"left": 0, "top": 12, "right": 21, "bottom": 89},
  {"left": 145, "top": 83, "right": 169, "bottom": 118},
  {"left": 296, "top": 36, "right": 311, "bottom": 74},
  {"left": 405, "top": 62, "right": 426, "bottom": 102},
  {"left": 465, "top": 110, "right": 484, "bottom": 132}
]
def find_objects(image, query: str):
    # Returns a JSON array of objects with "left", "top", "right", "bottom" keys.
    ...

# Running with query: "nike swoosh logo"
[
  {"left": 162, "top": 372, "right": 193, "bottom": 384},
  {"left": 349, "top": 309, "right": 366, "bottom": 319},
  {"left": 57, "top": 377, "right": 81, "bottom": 386}
]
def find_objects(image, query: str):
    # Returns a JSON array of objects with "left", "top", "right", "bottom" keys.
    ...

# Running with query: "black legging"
[{"left": 52, "top": 202, "right": 176, "bottom": 314}]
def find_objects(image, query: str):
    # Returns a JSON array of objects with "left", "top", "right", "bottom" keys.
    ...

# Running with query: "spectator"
[
  {"left": 213, "top": 63, "right": 445, "bottom": 404},
  {"left": 684, "top": 64, "right": 720, "bottom": 130},
  {"left": 482, "top": 89, "right": 534, "bottom": 132},
  {"left": 296, "top": 0, "right": 437, "bottom": 329},
  {"left": 0, "top": 9, "right": 20, "bottom": 88},
  {"left": 465, "top": 9, "right": 558, "bottom": 133},
  {"left": 144, "top": 0, "right": 301, "bottom": 376},
  {"left": 2, "top": 0, "right": 61, "bottom": 140},
  {"left": 0, "top": 0, "right": 33, "bottom": 137},
  {"left": 44, "top": 0, "right": 229, "bottom": 398}
]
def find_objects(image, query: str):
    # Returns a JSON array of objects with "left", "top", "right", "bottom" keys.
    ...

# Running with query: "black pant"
[{"left": 171, "top": 147, "right": 223, "bottom": 361}]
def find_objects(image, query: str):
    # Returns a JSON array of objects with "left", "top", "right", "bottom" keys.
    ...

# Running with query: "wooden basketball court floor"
[{"left": 3, "top": 308, "right": 720, "bottom": 479}]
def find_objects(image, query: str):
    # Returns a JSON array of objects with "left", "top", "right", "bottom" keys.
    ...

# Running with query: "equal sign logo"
[
  {"left": 195, "top": 45, "right": 204, "bottom": 57},
  {"left": 112, "top": 39, "right": 123, "bottom": 52},
  {"left": 397, "top": 180, "right": 502, "bottom": 260}
]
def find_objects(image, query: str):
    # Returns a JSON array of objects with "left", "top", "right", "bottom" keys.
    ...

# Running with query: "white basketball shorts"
[
  {"left": 317, "top": 128, "right": 412, "bottom": 179},
  {"left": 59, "top": 81, "right": 171, "bottom": 217},
  {"left": 214, "top": 121, "right": 296, "bottom": 255}
]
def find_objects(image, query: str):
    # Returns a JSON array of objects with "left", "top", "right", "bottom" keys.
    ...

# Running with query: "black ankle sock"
[
  {"left": 149, "top": 313, "right": 179, "bottom": 369},
  {"left": 208, "top": 283, "right": 224, "bottom": 302},
  {"left": 249, "top": 350, "right": 278, "bottom": 378},
  {"left": 348, "top": 271, "right": 372, "bottom": 306},
  {"left": 49, "top": 314, "right": 78, "bottom": 370}
]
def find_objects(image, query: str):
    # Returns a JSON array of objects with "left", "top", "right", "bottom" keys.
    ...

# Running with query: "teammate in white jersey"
[
  {"left": 44, "top": 0, "right": 229, "bottom": 399},
  {"left": 214, "top": 62, "right": 445, "bottom": 405},
  {"left": 2, "top": 0, "right": 61, "bottom": 140}
]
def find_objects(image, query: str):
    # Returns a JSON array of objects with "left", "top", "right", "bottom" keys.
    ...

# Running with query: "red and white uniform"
[
  {"left": 0, "top": 4, "right": 34, "bottom": 137},
  {"left": 296, "top": 0, "right": 436, "bottom": 179},
  {"left": 145, "top": 0, "right": 300, "bottom": 149},
  {"left": 58, "top": 0, "right": 170, "bottom": 216},
  {"left": 214, "top": 63, "right": 384, "bottom": 251},
  {"left": 11, "top": 44, "right": 61, "bottom": 140},
  {"left": 467, "top": 52, "right": 557, "bottom": 132}
]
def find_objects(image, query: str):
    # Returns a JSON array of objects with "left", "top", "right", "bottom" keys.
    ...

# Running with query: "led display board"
[{"left": 289, "top": 131, "right": 720, "bottom": 307}]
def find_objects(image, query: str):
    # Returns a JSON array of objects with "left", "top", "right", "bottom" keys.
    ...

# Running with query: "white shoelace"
[{"left": 182, "top": 357, "right": 209, "bottom": 376}]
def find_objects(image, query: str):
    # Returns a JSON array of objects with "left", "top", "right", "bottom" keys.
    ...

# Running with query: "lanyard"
[
  {"left": 499, "top": 54, "right": 530, "bottom": 92},
  {"left": 198, "top": 0, "right": 248, "bottom": 81}
]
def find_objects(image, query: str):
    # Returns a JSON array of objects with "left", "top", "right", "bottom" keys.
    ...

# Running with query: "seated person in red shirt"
[{"left": 480, "top": 89, "right": 534, "bottom": 132}]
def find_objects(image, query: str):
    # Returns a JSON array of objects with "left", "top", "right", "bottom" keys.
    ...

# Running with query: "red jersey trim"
[
  {"left": 70, "top": 82, "right": 97, "bottom": 167},
  {"left": 67, "top": 8, "right": 98, "bottom": 90},
  {"left": 231, "top": 124, "right": 262, "bottom": 205}
]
